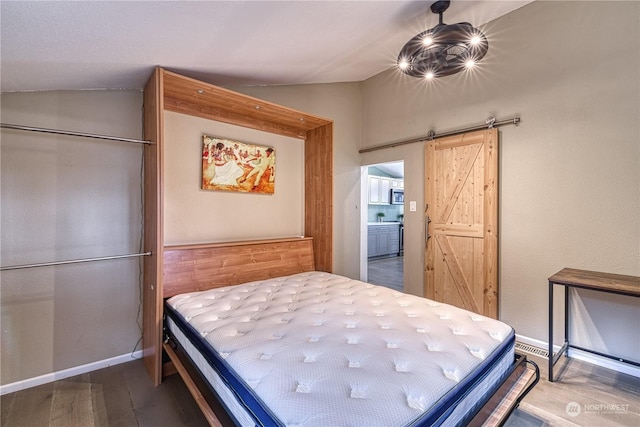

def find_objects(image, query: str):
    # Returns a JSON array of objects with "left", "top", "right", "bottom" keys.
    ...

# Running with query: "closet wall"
[{"left": 1, "top": 90, "right": 144, "bottom": 385}]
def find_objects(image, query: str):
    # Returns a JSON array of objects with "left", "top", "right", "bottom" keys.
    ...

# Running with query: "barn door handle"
[{"left": 425, "top": 216, "right": 432, "bottom": 243}]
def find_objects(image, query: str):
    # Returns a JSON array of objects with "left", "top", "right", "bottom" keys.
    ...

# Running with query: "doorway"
[{"left": 361, "top": 161, "right": 404, "bottom": 292}]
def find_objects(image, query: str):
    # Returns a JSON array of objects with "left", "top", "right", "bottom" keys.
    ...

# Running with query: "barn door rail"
[
  {"left": 0, "top": 252, "right": 152, "bottom": 271},
  {"left": 359, "top": 115, "right": 520, "bottom": 154},
  {"left": 1, "top": 123, "right": 152, "bottom": 145}
]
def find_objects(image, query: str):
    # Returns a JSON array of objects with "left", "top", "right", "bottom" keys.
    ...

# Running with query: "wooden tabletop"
[{"left": 549, "top": 268, "right": 640, "bottom": 297}]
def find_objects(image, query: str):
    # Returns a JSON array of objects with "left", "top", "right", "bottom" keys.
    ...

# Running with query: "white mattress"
[{"left": 166, "top": 271, "right": 515, "bottom": 427}]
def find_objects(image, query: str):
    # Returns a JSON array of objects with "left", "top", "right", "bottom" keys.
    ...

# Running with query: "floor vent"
[{"left": 515, "top": 342, "right": 550, "bottom": 358}]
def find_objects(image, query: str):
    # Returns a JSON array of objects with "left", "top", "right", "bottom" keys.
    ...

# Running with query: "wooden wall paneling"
[
  {"left": 305, "top": 123, "right": 333, "bottom": 272},
  {"left": 142, "top": 68, "right": 164, "bottom": 386},
  {"left": 162, "top": 238, "right": 315, "bottom": 298}
]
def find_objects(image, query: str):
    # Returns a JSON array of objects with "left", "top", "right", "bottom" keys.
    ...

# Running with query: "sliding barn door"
[{"left": 424, "top": 129, "right": 498, "bottom": 318}]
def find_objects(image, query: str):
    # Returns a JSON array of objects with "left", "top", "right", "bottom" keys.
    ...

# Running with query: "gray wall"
[
  {"left": 361, "top": 1, "right": 640, "bottom": 361},
  {"left": 0, "top": 83, "right": 365, "bottom": 386},
  {"left": 230, "top": 82, "right": 365, "bottom": 279},
  {"left": 163, "top": 111, "right": 305, "bottom": 245},
  {"left": 1, "top": 0, "right": 638, "bottom": 386},
  {"left": 234, "top": 0, "right": 640, "bottom": 365},
  {"left": 1, "top": 91, "right": 144, "bottom": 385}
]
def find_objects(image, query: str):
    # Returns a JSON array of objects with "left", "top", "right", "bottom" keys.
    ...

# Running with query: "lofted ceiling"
[{"left": 1, "top": 1, "right": 532, "bottom": 92}]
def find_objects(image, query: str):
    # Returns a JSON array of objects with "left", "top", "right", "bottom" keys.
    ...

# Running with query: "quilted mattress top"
[{"left": 167, "top": 271, "right": 514, "bottom": 426}]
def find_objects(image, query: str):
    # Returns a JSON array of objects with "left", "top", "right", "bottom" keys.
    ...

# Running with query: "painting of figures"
[{"left": 201, "top": 135, "right": 275, "bottom": 194}]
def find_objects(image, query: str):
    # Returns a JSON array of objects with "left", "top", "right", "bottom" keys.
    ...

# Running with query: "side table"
[{"left": 548, "top": 268, "right": 640, "bottom": 382}]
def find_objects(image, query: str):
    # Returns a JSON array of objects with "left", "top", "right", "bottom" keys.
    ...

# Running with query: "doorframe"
[
  {"left": 359, "top": 161, "right": 405, "bottom": 285},
  {"left": 359, "top": 166, "right": 369, "bottom": 282}
]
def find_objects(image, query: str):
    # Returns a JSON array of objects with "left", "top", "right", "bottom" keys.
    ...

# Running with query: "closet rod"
[
  {"left": 1, "top": 123, "right": 152, "bottom": 145},
  {"left": 0, "top": 252, "right": 152, "bottom": 271},
  {"left": 358, "top": 116, "right": 520, "bottom": 154}
]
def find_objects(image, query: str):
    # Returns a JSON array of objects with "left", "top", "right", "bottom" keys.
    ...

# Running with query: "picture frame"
[{"left": 201, "top": 135, "right": 275, "bottom": 194}]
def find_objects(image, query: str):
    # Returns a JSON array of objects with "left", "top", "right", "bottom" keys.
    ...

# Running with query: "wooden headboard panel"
[{"left": 162, "top": 237, "right": 315, "bottom": 298}]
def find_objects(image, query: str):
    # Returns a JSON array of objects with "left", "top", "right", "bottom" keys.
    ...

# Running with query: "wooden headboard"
[{"left": 162, "top": 237, "right": 315, "bottom": 298}]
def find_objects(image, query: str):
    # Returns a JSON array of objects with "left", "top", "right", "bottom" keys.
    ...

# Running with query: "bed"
[{"left": 159, "top": 237, "right": 538, "bottom": 427}]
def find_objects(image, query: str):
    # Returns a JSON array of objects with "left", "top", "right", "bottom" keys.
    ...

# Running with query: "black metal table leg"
[
  {"left": 549, "top": 280, "right": 554, "bottom": 382},
  {"left": 564, "top": 285, "right": 570, "bottom": 358}
]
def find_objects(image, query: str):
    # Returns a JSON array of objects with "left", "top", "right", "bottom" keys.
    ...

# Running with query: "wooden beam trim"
[
  {"left": 165, "top": 237, "right": 313, "bottom": 251},
  {"left": 161, "top": 70, "right": 331, "bottom": 132},
  {"left": 163, "top": 343, "right": 223, "bottom": 427},
  {"left": 164, "top": 99, "right": 307, "bottom": 140}
]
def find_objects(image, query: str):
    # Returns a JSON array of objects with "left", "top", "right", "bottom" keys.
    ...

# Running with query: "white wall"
[
  {"left": 361, "top": 1, "right": 640, "bottom": 362},
  {"left": 1, "top": 90, "right": 144, "bottom": 385}
]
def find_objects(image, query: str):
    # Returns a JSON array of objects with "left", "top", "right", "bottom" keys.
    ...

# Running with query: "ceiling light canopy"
[{"left": 397, "top": 0, "right": 488, "bottom": 79}]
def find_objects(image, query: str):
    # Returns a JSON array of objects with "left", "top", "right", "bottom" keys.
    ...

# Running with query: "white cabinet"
[
  {"left": 368, "top": 175, "right": 400, "bottom": 205},
  {"left": 379, "top": 177, "right": 391, "bottom": 204},
  {"left": 391, "top": 179, "right": 404, "bottom": 189},
  {"left": 369, "top": 176, "right": 380, "bottom": 204}
]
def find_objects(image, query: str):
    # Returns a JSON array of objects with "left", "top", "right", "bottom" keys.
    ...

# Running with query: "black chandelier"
[{"left": 397, "top": 0, "right": 488, "bottom": 79}]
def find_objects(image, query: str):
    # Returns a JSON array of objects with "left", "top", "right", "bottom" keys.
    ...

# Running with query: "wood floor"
[
  {"left": 368, "top": 255, "right": 404, "bottom": 291},
  {"left": 2, "top": 350, "right": 638, "bottom": 426},
  {"left": 3, "top": 256, "right": 637, "bottom": 426},
  {"left": 1, "top": 359, "right": 209, "bottom": 427},
  {"left": 505, "top": 352, "right": 639, "bottom": 426},
  {"left": 2, "top": 253, "right": 637, "bottom": 426}
]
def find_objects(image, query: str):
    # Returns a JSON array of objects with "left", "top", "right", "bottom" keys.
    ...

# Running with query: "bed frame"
[
  {"left": 142, "top": 68, "right": 334, "bottom": 388},
  {"left": 142, "top": 68, "right": 538, "bottom": 425},
  {"left": 162, "top": 237, "right": 316, "bottom": 426},
  {"left": 160, "top": 237, "right": 538, "bottom": 426}
]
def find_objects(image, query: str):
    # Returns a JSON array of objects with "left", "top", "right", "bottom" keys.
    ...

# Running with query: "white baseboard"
[
  {"left": 0, "top": 350, "right": 143, "bottom": 396},
  {"left": 516, "top": 334, "right": 640, "bottom": 379}
]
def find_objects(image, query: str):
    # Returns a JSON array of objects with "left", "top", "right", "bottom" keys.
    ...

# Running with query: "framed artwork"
[{"left": 201, "top": 135, "right": 275, "bottom": 194}]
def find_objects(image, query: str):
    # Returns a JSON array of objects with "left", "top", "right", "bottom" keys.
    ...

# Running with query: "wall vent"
[{"left": 515, "top": 341, "right": 550, "bottom": 358}]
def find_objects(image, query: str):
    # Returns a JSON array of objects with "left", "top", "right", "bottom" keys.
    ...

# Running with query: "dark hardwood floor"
[
  {"left": 1, "top": 359, "right": 209, "bottom": 427},
  {"left": 368, "top": 255, "right": 404, "bottom": 291},
  {"left": 2, "top": 257, "right": 638, "bottom": 427},
  {"left": 2, "top": 349, "right": 638, "bottom": 426},
  {"left": 4, "top": 258, "right": 637, "bottom": 425}
]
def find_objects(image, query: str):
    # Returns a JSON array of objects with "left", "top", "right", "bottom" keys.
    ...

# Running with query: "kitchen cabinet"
[
  {"left": 379, "top": 178, "right": 391, "bottom": 204},
  {"left": 368, "top": 224, "right": 400, "bottom": 257},
  {"left": 391, "top": 179, "right": 404, "bottom": 189},
  {"left": 368, "top": 175, "right": 402, "bottom": 205},
  {"left": 369, "top": 176, "right": 380, "bottom": 204}
]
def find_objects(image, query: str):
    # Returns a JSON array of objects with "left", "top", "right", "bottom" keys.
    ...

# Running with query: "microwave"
[{"left": 390, "top": 189, "right": 404, "bottom": 204}]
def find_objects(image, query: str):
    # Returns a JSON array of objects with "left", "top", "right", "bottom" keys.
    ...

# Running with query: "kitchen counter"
[{"left": 368, "top": 221, "right": 403, "bottom": 225}]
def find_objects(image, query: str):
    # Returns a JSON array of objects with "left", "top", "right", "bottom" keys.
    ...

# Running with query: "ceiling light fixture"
[{"left": 397, "top": 0, "right": 488, "bottom": 79}]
